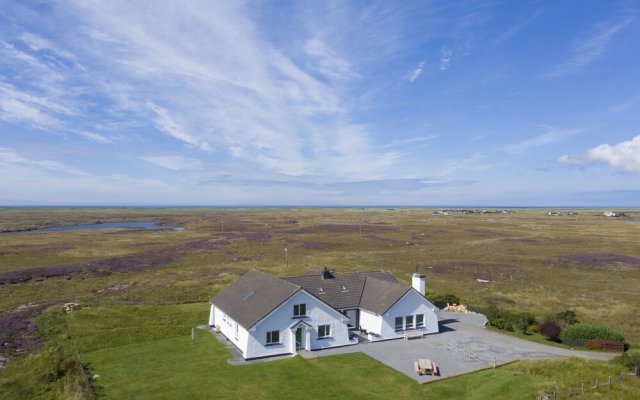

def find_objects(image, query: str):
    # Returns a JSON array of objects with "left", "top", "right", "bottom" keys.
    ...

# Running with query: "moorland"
[{"left": 0, "top": 207, "right": 639, "bottom": 399}]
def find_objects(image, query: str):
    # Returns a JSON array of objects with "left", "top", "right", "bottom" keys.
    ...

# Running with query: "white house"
[{"left": 209, "top": 267, "right": 439, "bottom": 359}]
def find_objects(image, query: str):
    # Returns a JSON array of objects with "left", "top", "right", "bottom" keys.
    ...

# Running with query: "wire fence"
[
  {"left": 562, "top": 338, "right": 624, "bottom": 353},
  {"left": 537, "top": 371, "right": 639, "bottom": 399}
]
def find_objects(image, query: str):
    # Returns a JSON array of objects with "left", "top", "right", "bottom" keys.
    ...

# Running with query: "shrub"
[
  {"left": 517, "top": 312, "right": 537, "bottom": 333},
  {"left": 614, "top": 352, "right": 640, "bottom": 373},
  {"left": 426, "top": 293, "right": 460, "bottom": 309},
  {"left": 539, "top": 320, "right": 562, "bottom": 341},
  {"left": 561, "top": 324, "right": 624, "bottom": 342},
  {"left": 555, "top": 310, "right": 578, "bottom": 328}
]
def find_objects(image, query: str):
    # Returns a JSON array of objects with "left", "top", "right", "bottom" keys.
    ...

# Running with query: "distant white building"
[
  {"left": 209, "top": 268, "right": 439, "bottom": 359},
  {"left": 603, "top": 211, "right": 617, "bottom": 217}
]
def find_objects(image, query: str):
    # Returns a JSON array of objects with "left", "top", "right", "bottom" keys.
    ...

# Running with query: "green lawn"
[{"left": 83, "top": 329, "right": 537, "bottom": 400}]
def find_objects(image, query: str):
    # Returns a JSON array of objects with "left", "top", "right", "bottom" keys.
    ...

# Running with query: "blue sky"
[{"left": 1, "top": 1, "right": 639, "bottom": 206}]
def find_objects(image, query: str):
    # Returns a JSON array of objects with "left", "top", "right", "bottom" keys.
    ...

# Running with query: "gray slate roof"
[
  {"left": 359, "top": 276, "right": 411, "bottom": 315},
  {"left": 211, "top": 269, "right": 300, "bottom": 328},
  {"left": 283, "top": 269, "right": 408, "bottom": 314},
  {"left": 211, "top": 268, "right": 414, "bottom": 328}
]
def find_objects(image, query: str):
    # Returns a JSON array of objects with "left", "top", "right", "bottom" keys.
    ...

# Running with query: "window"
[
  {"left": 293, "top": 303, "right": 306, "bottom": 317},
  {"left": 405, "top": 315, "right": 414, "bottom": 330},
  {"left": 234, "top": 322, "right": 239, "bottom": 339},
  {"left": 318, "top": 324, "right": 331, "bottom": 338},
  {"left": 416, "top": 314, "right": 424, "bottom": 328},
  {"left": 266, "top": 330, "right": 279, "bottom": 345},
  {"left": 394, "top": 317, "right": 403, "bottom": 331}
]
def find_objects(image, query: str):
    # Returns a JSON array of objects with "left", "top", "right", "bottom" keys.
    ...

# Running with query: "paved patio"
[
  {"left": 299, "top": 312, "right": 617, "bottom": 383},
  {"left": 209, "top": 313, "right": 618, "bottom": 384}
]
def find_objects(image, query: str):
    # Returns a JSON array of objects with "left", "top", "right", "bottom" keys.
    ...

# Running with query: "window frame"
[
  {"left": 266, "top": 330, "right": 280, "bottom": 345},
  {"left": 318, "top": 324, "right": 331, "bottom": 339},
  {"left": 394, "top": 316, "right": 403, "bottom": 331},
  {"left": 405, "top": 315, "right": 414, "bottom": 330},
  {"left": 416, "top": 314, "right": 425, "bottom": 328},
  {"left": 293, "top": 303, "right": 307, "bottom": 318}
]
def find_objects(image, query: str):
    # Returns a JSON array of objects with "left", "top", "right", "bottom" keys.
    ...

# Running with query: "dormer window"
[
  {"left": 293, "top": 303, "right": 306, "bottom": 317},
  {"left": 341, "top": 285, "right": 347, "bottom": 292}
]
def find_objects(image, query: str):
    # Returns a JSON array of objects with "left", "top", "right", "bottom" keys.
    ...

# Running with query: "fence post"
[
  {"left": 581, "top": 383, "right": 584, "bottom": 393},
  {"left": 594, "top": 378, "right": 598, "bottom": 389},
  {"left": 191, "top": 327, "right": 195, "bottom": 341}
]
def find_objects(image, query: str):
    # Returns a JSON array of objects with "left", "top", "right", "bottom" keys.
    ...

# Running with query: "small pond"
[{"left": 2, "top": 221, "right": 183, "bottom": 233}]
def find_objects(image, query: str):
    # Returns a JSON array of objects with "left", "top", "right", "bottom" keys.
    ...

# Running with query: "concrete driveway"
[{"left": 300, "top": 312, "right": 618, "bottom": 383}]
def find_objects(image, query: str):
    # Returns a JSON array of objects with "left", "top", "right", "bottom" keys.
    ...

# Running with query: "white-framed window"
[
  {"left": 234, "top": 322, "right": 239, "bottom": 339},
  {"left": 394, "top": 316, "right": 403, "bottom": 331},
  {"left": 293, "top": 303, "right": 307, "bottom": 317},
  {"left": 405, "top": 315, "right": 414, "bottom": 330},
  {"left": 416, "top": 314, "right": 425, "bottom": 328},
  {"left": 318, "top": 324, "right": 331, "bottom": 338},
  {"left": 266, "top": 330, "right": 280, "bottom": 345}
]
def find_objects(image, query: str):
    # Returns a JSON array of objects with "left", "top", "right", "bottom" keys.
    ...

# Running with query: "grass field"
[{"left": 1, "top": 207, "right": 639, "bottom": 398}]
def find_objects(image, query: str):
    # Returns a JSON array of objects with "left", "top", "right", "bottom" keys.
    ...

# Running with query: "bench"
[
  {"left": 414, "top": 361, "right": 422, "bottom": 375},
  {"left": 417, "top": 358, "right": 439, "bottom": 376},
  {"left": 404, "top": 330, "right": 424, "bottom": 340}
]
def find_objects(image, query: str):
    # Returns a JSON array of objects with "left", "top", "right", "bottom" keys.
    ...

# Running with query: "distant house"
[
  {"left": 603, "top": 211, "right": 618, "bottom": 217},
  {"left": 209, "top": 268, "right": 439, "bottom": 359}
]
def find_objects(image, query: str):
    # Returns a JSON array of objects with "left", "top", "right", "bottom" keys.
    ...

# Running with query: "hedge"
[{"left": 560, "top": 323, "right": 624, "bottom": 342}]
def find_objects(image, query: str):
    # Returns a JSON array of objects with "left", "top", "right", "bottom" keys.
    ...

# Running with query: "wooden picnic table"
[{"left": 416, "top": 358, "right": 438, "bottom": 376}]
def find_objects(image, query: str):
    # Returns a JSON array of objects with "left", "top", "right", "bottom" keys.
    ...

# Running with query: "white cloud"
[
  {"left": 504, "top": 127, "right": 579, "bottom": 154},
  {"left": 408, "top": 61, "right": 425, "bottom": 82},
  {"left": 303, "top": 38, "right": 360, "bottom": 82},
  {"left": 440, "top": 48, "right": 453, "bottom": 71},
  {"left": 0, "top": 147, "right": 87, "bottom": 175},
  {"left": 140, "top": 155, "right": 203, "bottom": 171},
  {"left": 608, "top": 95, "right": 640, "bottom": 114},
  {"left": 545, "top": 19, "right": 632, "bottom": 79},
  {"left": 74, "top": 130, "right": 113, "bottom": 144},
  {"left": 146, "top": 103, "right": 212, "bottom": 151},
  {"left": 559, "top": 135, "right": 640, "bottom": 173}
]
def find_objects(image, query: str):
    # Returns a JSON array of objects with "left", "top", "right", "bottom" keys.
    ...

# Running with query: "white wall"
[
  {"left": 244, "top": 290, "right": 353, "bottom": 359},
  {"left": 213, "top": 305, "right": 250, "bottom": 358},
  {"left": 359, "top": 309, "right": 382, "bottom": 336},
  {"left": 378, "top": 290, "right": 439, "bottom": 340}
]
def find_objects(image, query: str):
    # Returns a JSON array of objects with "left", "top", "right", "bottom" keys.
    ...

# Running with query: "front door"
[{"left": 295, "top": 326, "right": 303, "bottom": 350}]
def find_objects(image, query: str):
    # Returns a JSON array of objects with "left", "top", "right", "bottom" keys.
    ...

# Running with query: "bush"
[
  {"left": 481, "top": 305, "right": 537, "bottom": 333},
  {"left": 426, "top": 293, "right": 460, "bottom": 309},
  {"left": 555, "top": 310, "right": 578, "bottom": 328},
  {"left": 517, "top": 312, "right": 537, "bottom": 333},
  {"left": 539, "top": 320, "right": 562, "bottom": 341},
  {"left": 561, "top": 324, "right": 624, "bottom": 342},
  {"left": 614, "top": 352, "right": 640, "bottom": 374}
]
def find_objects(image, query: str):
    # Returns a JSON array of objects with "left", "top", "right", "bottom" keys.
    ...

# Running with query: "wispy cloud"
[
  {"left": 545, "top": 19, "right": 632, "bottom": 79},
  {"left": 303, "top": 38, "right": 360, "bottom": 82},
  {"left": 408, "top": 61, "right": 425, "bottom": 82},
  {"left": 0, "top": 147, "right": 87, "bottom": 175},
  {"left": 140, "top": 155, "right": 203, "bottom": 171},
  {"left": 559, "top": 135, "right": 640, "bottom": 173},
  {"left": 492, "top": 10, "right": 542, "bottom": 46},
  {"left": 607, "top": 94, "right": 640, "bottom": 114},
  {"left": 504, "top": 126, "right": 580, "bottom": 154},
  {"left": 440, "top": 47, "right": 453, "bottom": 71},
  {"left": 146, "top": 103, "right": 212, "bottom": 151}
]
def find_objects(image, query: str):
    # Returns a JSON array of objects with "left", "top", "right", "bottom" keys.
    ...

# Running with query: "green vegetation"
[
  {"left": 562, "top": 324, "right": 625, "bottom": 342},
  {"left": 426, "top": 293, "right": 460, "bottom": 309},
  {"left": 1, "top": 207, "right": 639, "bottom": 398}
]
